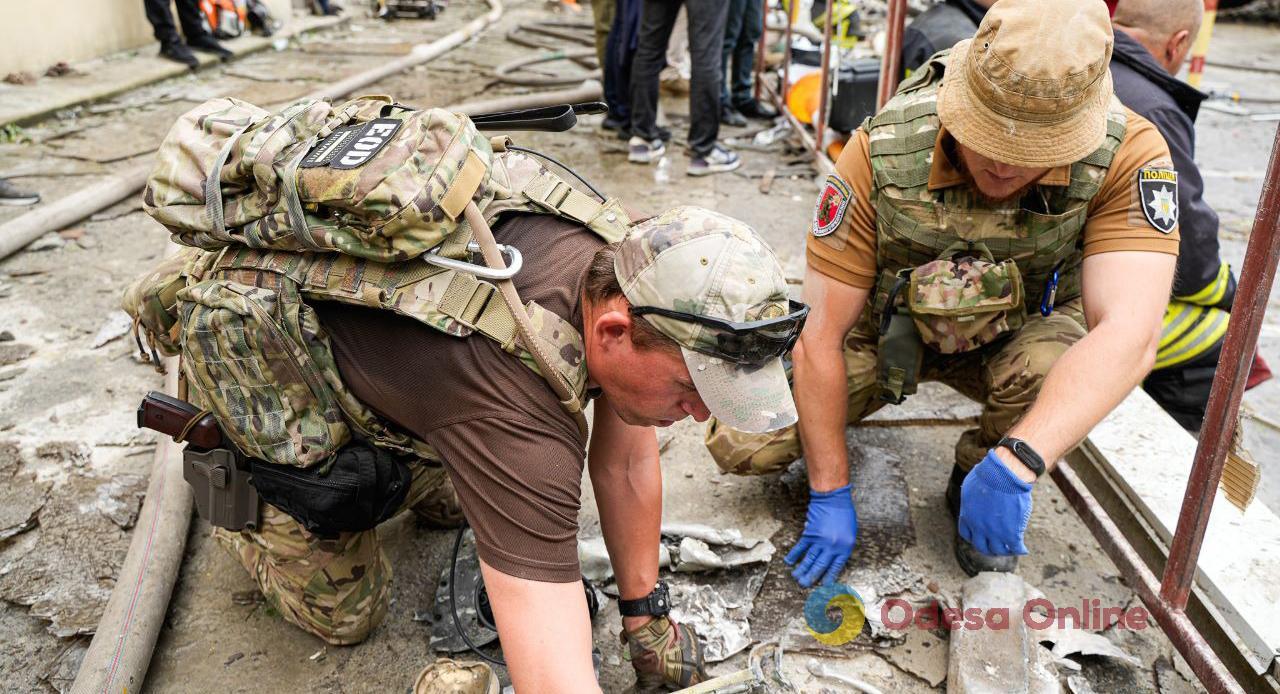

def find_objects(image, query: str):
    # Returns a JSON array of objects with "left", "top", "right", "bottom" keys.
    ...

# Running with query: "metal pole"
[
  {"left": 814, "top": 0, "right": 836, "bottom": 152},
  {"left": 1187, "top": 0, "right": 1219, "bottom": 89},
  {"left": 1160, "top": 124, "right": 1280, "bottom": 612},
  {"left": 753, "top": 0, "right": 768, "bottom": 103},
  {"left": 876, "top": 0, "right": 907, "bottom": 109},
  {"left": 1051, "top": 463, "right": 1243, "bottom": 693},
  {"left": 781, "top": 0, "right": 794, "bottom": 110}
]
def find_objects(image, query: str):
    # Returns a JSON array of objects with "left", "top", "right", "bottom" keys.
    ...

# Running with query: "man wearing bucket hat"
[
  {"left": 706, "top": 0, "right": 1180, "bottom": 580},
  {"left": 313, "top": 205, "right": 802, "bottom": 692}
]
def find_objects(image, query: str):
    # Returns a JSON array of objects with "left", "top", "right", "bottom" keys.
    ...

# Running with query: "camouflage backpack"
[{"left": 126, "top": 95, "right": 630, "bottom": 471}]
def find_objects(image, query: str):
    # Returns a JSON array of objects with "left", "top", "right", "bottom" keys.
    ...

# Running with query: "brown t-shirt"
[
  {"left": 314, "top": 213, "right": 604, "bottom": 583},
  {"left": 807, "top": 108, "right": 1182, "bottom": 288}
]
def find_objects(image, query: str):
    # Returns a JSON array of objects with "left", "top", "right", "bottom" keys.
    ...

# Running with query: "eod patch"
[
  {"left": 812, "top": 175, "right": 853, "bottom": 237},
  {"left": 1138, "top": 167, "right": 1179, "bottom": 234},
  {"left": 301, "top": 118, "right": 402, "bottom": 170}
]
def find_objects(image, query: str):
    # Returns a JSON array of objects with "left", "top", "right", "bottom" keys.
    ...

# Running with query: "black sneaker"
[
  {"left": 602, "top": 115, "right": 628, "bottom": 131},
  {"left": 736, "top": 98, "right": 779, "bottom": 120},
  {"left": 720, "top": 104, "right": 748, "bottom": 127},
  {"left": 688, "top": 144, "right": 741, "bottom": 176},
  {"left": 187, "top": 35, "right": 233, "bottom": 61},
  {"left": 159, "top": 41, "right": 199, "bottom": 70},
  {"left": 0, "top": 179, "right": 39, "bottom": 206},
  {"left": 946, "top": 464, "right": 1019, "bottom": 576}
]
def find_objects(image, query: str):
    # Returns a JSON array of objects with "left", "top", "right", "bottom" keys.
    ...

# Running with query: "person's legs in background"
[
  {"left": 628, "top": 0, "right": 682, "bottom": 164},
  {"left": 144, "top": 0, "right": 199, "bottom": 68},
  {"left": 175, "top": 0, "right": 233, "bottom": 60},
  {"left": 732, "top": 0, "right": 778, "bottom": 119},
  {"left": 719, "top": 0, "right": 749, "bottom": 127},
  {"left": 684, "top": 0, "right": 740, "bottom": 175}
]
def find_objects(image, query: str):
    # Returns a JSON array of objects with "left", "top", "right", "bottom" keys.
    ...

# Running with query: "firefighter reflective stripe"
[
  {"left": 1177, "top": 261, "right": 1231, "bottom": 307},
  {"left": 1154, "top": 300, "right": 1230, "bottom": 370}
]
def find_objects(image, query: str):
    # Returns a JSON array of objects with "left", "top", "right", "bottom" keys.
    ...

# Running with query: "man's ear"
[
  {"left": 591, "top": 308, "right": 633, "bottom": 349},
  {"left": 1167, "top": 29, "right": 1193, "bottom": 72}
]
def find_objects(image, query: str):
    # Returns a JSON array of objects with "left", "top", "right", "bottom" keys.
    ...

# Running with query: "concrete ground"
[{"left": 0, "top": 1, "right": 1276, "bottom": 692}]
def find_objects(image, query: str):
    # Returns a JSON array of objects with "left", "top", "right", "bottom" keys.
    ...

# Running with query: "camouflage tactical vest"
[
  {"left": 865, "top": 54, "right": 1127, "bottom": 326},
  {"left": 126, "top": 97, "right": 629, "bottom": 470}
]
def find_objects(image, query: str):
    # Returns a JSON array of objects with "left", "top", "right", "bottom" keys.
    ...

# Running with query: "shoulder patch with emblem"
[
  {"left": 813, "top": 175, "right": 853, "bottom": 237},
  {"left": 1138, "top": 167, "right": 1179, "bottom": 234}
]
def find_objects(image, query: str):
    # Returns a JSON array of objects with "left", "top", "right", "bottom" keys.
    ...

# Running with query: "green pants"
[
  {"left": 592, "top": 0, "right": 616, "bottom": 67},
  {"left": 705, "top": 300, "right": 1087, "bottom": 475},
  {"left": 213, "top": 463, "right": 459, "bottom": 645}
]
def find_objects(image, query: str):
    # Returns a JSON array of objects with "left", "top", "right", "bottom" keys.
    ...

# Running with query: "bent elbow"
[{"left": 1137, "top": 325, "right": 1161, "bottom": 377}]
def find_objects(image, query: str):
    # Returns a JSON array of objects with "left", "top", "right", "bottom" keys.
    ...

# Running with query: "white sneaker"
[
  {"left": 628, "top": 136, "right": 666, "bottom": 164},
  {"left": 687, "top": 144, "right": 741, "bottom": 176}
]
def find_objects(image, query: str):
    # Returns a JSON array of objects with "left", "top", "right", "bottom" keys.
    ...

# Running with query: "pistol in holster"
[{"left": 136, "top": 391, "right": 259, "bottom": 531}]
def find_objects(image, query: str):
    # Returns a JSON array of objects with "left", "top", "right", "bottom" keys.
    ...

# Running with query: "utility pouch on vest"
[
  {"left": 176, "top": 278, "right": 351, "bottom": 470},
  {"left": 248, "top": 441, "right": 411, "bottom": 538},
  {"left": 905, "top": 243, "right": 1025, "bottom": 354},
  {"left": 877, "top": 312, "right": 924, "bottom": 404}
]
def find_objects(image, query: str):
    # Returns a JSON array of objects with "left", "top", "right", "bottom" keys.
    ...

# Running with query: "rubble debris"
[
  {"left": 3, "top": 72, "right": 36, "bottom": 86},
  {"left": 44, "top": 62, "right": 79, "bottom": 78},
  {"left": 0, "top": 464, "right": 50, "bottom": 542},
  {"left": 27, "top": 233, "right": 65, "bottom": 252},
  {"left": 0, "top": 474, "right": 131, "bottom": 637},
  {"left": 0, "top": 331, "right": 13, "bottom": 342},
  {"left": 35, "top": 441, "right": 91, "bottom": 469},
  {"left": 673, "top": 536, "right": 774, "bottom": 572},
  {"left": 805, "top": 658, "right": 887, "bottom": 694},
  {"left": 94, "top": 474, "right": 147, "bottom": 530},
  {"left": 879, "top": 627, "right": 947, "bottom": 687},
  {"left": 1040, "top": 624, "right": 1140, "bottom": 668},
  {"left": 668, "top": 575, "right": 763, "bottom": 662},
  {"left": 1066, "top": 674, "right": 1099, "bottom": 694},
  {"left": 90, "top": 310, "right": 133, "bottom": 349},
  {"left": 947, "top": 573, "right": 1060, "bottom": 694},
  {"left": 0, "top": 343, "right": 34, "bottom": 367},
  {"left": 578, "top": 535, "right": 671, "bottom": 583},
  {"left": 57, "top": 228, "right": 84, "bottom": 241}
]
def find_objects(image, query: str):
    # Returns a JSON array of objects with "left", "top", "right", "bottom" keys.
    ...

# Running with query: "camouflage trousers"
[
  {"left": 213, "top": 461, "right": 461, "bottom": 645},
  {"left": 706, "top": 299, "right": 1087, "bottom": 476}
]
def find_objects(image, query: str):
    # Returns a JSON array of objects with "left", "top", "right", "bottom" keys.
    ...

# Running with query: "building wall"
[{"left": 0, "top": 0, "right": 295, "bottom": 76}]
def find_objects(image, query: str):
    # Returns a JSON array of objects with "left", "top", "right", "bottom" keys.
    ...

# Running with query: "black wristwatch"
[
  {"left": 997, "top": 437, "right": 1046, "bottom": 478},
  {"left": 619, "top": 580, "right": 671, "bottom": 618}
]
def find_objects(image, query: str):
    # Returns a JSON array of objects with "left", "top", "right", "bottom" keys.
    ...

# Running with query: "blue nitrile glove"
[
  {"left": 785, "top": 485, "right": 858, "bottom": 587},
  {"left": 958, "top": 450, "right": 1034, "bottom": 556}
]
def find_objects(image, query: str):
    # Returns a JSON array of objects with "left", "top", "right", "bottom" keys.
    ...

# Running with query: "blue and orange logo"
[{"left": 803, "top": 584, "right": 866, "bottom": 646}]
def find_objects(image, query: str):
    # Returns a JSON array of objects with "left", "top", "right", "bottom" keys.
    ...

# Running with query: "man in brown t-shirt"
[
  {"left": 707, "top": 0, "right": 1181, "bottom": 580},
  {"left": 311, "top": 206, "right": 802, "bottom": 692}
]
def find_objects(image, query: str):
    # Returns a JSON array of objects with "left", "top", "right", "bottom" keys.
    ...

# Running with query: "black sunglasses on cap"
[{"left": 630, "top": 299, "right": 810, "bottom": 366}]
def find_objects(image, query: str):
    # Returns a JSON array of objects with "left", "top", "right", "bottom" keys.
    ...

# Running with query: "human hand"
[
  {"left": 958, "top": 450, "right": 1034, "bottom": 556},
  {"left": 784, "top": 485, "right": 858, "bottom": 587}
]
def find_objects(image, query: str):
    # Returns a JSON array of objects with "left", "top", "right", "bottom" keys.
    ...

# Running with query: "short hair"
[
  {"left": 1114, "top": 0, "right": 1203, "bottom": 42},
  {"left": 582, "top": 242, "right": 681, "bottom": 353}
]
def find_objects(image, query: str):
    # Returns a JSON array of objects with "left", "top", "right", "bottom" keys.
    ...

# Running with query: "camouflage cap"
[{"left": 615, "top": 206, "right": 796, "bottom": 434}]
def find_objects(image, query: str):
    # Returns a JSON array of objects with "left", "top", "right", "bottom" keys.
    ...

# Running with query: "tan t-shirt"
[
  {"left": 807, "top": 108, "right": 1182, "bottom": 288},
  {"left": 314, "top": 213, "right": 603, "bottom": 583}
]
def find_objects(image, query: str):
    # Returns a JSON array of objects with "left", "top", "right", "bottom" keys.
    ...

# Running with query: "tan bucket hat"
[{"left": 936, "top": 0, "right": 1115, "bottom": 168}]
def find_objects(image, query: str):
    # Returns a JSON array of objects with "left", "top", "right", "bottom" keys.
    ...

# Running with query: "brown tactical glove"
[{"left": 621, "top": 616, "right": 708, "bottom": 692}]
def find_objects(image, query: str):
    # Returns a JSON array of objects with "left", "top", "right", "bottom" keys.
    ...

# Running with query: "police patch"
[
  {"left": 1138, "top": 167, "right": 1179, "bottom": 234},
  {"left": 812, "top": 175, "right": 853, "bottom": 237}
]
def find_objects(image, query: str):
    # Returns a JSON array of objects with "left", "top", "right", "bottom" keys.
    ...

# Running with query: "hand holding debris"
[
  {"left": 958, "top": 451, "right": 1033, "bottom": 556},
  {"left": 785, "top": 485, "right": 858, "bottom": 588}
]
